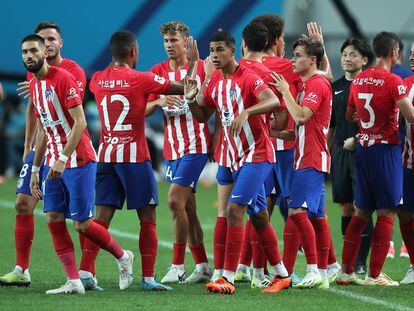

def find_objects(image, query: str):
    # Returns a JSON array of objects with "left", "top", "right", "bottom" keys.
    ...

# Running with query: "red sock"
[
  {"left": 48, "top": 221, "right": 79, "bottom": 279},
  {"left": 81, "top": 221, "right": 123, "bottom": 259},
  {"left": 283, "top": 217, "right": 300, "bottom": 274},
  {"left": 255, "top": 222, "right": 282, "bottom": 266},
  {"left": 213, "top": 217, "right": 227, "bottom": 269},
  {"left": 189, "top": 244, "right": 208, "bottom": 264},
  {"left": 328, "top": 232, "right": 337, "bottom": 265},
  {"left": 239, "top": 220, "right": 252, "bottom": 266},
  {"left": 342, "top": 216, "right": 368, "bottom": 274},
  {"left": 79, "top": 219, "right": 109, "bottom": 275},
  {"left": 15, "top": 215, "right": 34, "bottom": 270},
  {"left": 370, "top": 215, "right": 394, "bottom": 278},
  {"left": 172, "top": 243, "right": 186, "bottom": 265},
  {"left": 400, "top": 219, "right": 414, "bottom": 265},
  {"left": 310, "top": 218, "right": 330, "bottom": 269},
  {"left": 250, "top": 226, "right": 266, "bottom": 268},
  {"left": 290, "top": 213, "right": 317, "bottom": 265},
  {"left": 139, "top": 220, "right": 158, "bottom": 277},
  {"left": 224, "top": 226, "right": 244, "bottom": 272}
]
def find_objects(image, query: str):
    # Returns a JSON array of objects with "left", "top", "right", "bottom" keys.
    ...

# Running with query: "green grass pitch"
[{"left": 0, "top": 179, "right": 413, "bottom": 310}]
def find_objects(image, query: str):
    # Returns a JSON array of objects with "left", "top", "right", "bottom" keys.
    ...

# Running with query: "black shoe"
[{"left": 354, "top": 263, "right": 367, "bottom": 275}]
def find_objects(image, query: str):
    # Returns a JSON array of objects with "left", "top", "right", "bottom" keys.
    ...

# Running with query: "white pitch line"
[{"left": 0, "top": 199, "right": 413, "bottom": 310}]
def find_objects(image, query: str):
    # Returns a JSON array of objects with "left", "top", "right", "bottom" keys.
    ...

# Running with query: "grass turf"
[{"left": 0, "top": 179, "right": 413, "bottom": 311}]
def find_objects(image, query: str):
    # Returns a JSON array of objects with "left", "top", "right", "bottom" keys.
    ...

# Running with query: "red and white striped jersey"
[
  {"left": 295, "top": 74, "right": 332, "bottom": 173},
  {"left": 263, "top": 56, "right": 301, "bottom": 151},
  {"left": 27, "top": 58, "right": 87, "bottom": 100},
  {"left": 90, "top": 66, "right": 171, "bottom": 163},
  {"left": 349, "top": 67, "right": 407, "bottom": 147},
  {"left": 403, "top": 75, "right": 414, "bottom": 168},
  {"left": 30, "top": 67, "right": 96, "bottom": 168},
  {"left": 148, "top": 60, "right": 210, "bottom": 160},
  {"left": 204, "top": 65, "right": 276, "bottom": 171}
]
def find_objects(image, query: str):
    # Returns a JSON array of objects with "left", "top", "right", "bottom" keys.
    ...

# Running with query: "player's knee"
[
  {"left": 250, "top": 211, "right": 269, "bottom": 231},
  {"left": 340, "top": 203, "right": 355, "bottom": 217},
  {"left": 137, "top": 205, "right": 156, "bottom": 221},
  {"left": 288, "top": 207, "right": 305, "bottom": 217},
  {"left": 226, "top": 203, "right": 244, "bottom": 223},
  {"left": 168, "top": 193, "right": 185, "bottom": 212},
  {"left": 15, "top": 196, "right": 35, "bottom": 215},
  {"left": 377, "top": 208, "right": 395, "bottom": 217}
]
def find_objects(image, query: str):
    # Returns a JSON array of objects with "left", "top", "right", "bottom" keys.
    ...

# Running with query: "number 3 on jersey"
[
  {"left": 358, "top": 92, "right": 374, "bottom": 129},
  {"left": 100, "top": 94, "right": 132, "bottom": 131}
]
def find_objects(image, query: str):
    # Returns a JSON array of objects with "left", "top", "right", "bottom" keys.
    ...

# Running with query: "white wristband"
[
  {"left": 31, "top": 165, "right": 40, "bottom": 173},
  {"left": 58, "top": 153, "right": 69, "bottom": 164},
  {"left": 187, "top": 98, "right": 196, "bottom": 104}
]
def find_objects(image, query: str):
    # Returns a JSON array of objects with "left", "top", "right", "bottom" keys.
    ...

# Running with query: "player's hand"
[
  {"left": 29, "top": 172, "right": 42, "bottom": 200},
  {"left": 352, "top": 111, "right": 360, "bottom": 122},
  {"left": 204, "top": 56, "right": 214, "bottom": 77},
  {"left": 343, "top": 137, "right": 356, "bottom": 151},
  {"left": 17, "top": 81, "right": 30, "bottom": 98},
  {"left": 269, "top": 72, "right": 290, "bottom": 95},
  {"left": 304, "top": 22, "right": 324, "bottom": 45},
  {"left": 158, "top": 96, "right": 182, "bottom": 108},
  {"left": 269, "top": 128, "right": 282, "bottom": 138},
  {"left": 185, "top": 36, "right": 200, "bottom": 63},
  {"left": 229, "top": 110, "right": 249, "bottom": 136},
  {"left": 22, "top": 147, "right": 31, "bottom": 163},
  {"left": 184, "top": 77, "right": 199, "bottom": 100},
  {"left": 46, "top": 160, "right": 65, "bottom": 180}
]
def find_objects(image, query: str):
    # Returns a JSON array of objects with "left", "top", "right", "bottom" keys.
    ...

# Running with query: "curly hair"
[{"left": 160, "top": 21, "right": 189, "bottom": 37}]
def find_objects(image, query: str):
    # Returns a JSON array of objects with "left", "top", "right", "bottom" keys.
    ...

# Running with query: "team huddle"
[{"left": 1, "top": 13, "right": 414, "bottom": 296}]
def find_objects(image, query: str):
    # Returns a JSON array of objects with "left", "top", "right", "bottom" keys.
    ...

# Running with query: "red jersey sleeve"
[
  {"left": 388, "top": 74, "right": 408, "bottom": 103},
  {"left": 134, "top": 71, "right": 171, "bottom": 95},
  {"left": 245, "top": 73, "right": 269, "bottom": 101},
  {"left": 70, "top": 65, "right": 87, "bottom": 100},
  {"left": 301, "top": 80, "right": 327, "bottom": 113},
  {"left": 147, "top": 65, "right": 162, "bottom": 102},
  {"left": 59, "top": 74, "right": 82, "bottom": 109}
]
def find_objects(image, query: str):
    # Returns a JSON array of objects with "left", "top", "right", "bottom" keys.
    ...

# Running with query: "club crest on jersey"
[
  {"left": 221, "top": 109, "right": 234, "bottom": 127},
  {"left": 229, "top": 88, "right": 237, "bottom": 102},
  {"left": 45, "top": 88, "right": 54, "bottom": 101}
]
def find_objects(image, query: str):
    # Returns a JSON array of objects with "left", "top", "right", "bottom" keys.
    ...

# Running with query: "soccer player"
[
  {"left": 337, "top": 32, "right": 414, "bottom": 286},
  {"left": 185, "top": 31, "right": 291, "bottom": 295},
  {"left": 0, "top": 21, "right": 87, "bottom": 287},
  {"left": 400, "top": 41, "right": 414, "bottom": 284},
  {"left": 271, "top": 37, "right": 333, "bottom": 288},
  {"left": 146, "top": 21, "right": 211, "bottom": 284},
  {"left": 328, "top": 38, "right": 374, "bottom": 275},
  {"left": 20, "top": 34, "right": 134, "bottom": 295},
  {"left": 85, "top": 30, "right": 197, "bottom": 291}
]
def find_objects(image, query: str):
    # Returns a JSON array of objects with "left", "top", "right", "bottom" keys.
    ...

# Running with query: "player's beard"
[
  {"left": 24, "top": 57, "right": 45, "bottom": 73},
  {"left": 46, "top": 51, "right": 58, "bottom": 61}
]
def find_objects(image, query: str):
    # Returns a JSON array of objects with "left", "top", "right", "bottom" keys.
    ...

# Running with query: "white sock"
[
  {"left": 144, "top": 276, "right": 155, "bottom": 283},
  {"left": 172, "top": 264, "right": 185, "bottom": 271},
  {"left": 272, "top": 262, "right": 289, "bottom": 278},
  {"left": 78, "top": 270, "right": 93, "bottom": 279},
  {"left": 319, "top": 269, "right": 328, "bottom": 282},
  {"left": 213, "top": 269, "right": 223, "bottom": 276},
  {"left": 253, "top": 268, "right": 264, "bottom": 277},
  {"left": 237, "top": 264, "right": 249, "bottom": 271},
  {"left": 196, "top": 263, "right": 209, "bottom": 271},
  {"left": 222, "top": 270, "right": 235, "bottom": 284},
  {"left": 306, "top": 264, "right": 318, "bottom": 273},
  {"left": 118, "top": 250, "right": 129, "bottom": 263},
  {"left": 328, "top": 262, "right": 339, "bottom": 269}
]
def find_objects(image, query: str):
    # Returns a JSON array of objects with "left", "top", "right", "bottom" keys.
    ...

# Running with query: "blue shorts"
[
  {"left": 16, "top": 151, "right": 45, "bottom": 196},
  {"left": 401, "top": 168, "right": 414, "bottom": 212},
  {"left": 95, "top": 161, "right": 158, "bottom": 210},
  {"left": 355, "top": 144, "right": 402, "bottom": 210},
  {"left": 229, "top": 162, "right": 273, "bottom": 216},
  {"left": 216, "top": 165, "right": 233, "bottom": 185},
  {"left": 288, "top": 168, "right": 326, "bottom": 217},
  {"left": 275, "top": 148, "right": 295, "bottom": 198},
  {"left": 264, "top": 162, "right": 280, "bottom": 198},
  {"left": 164, "top": 154, "right": 208, "bottom": 193},
  {"left": 42, "top": 162, "right": 96, "bottom": 221}
]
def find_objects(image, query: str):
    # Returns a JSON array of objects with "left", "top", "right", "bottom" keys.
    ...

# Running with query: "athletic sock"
[
  {"left": 15, "top": 215, "right": 34, "bottom": 270},
  {"left": 48, "top": 221, "right": 79, "bottom": 279},
  {"left": 310, "top": 218, "right": 330, "bottom": 269},
  {"left": 356, "top": 216, "right": 373, "bottom": 266},
  {"left": 400, "top": 219, "right": 414, "bottom": 265},
  {"left": 172, "top": 242, "right": 186, "bottom": 265},
  {"left": 328, "top": 231, "right": 337, "bottom": 265},
  {"left": 283, "top": 216, "right": 301, "bottom": 274},
  {"left": 290, "top": 213, "right": 317, "bottom": 265},
  {"left": 369, "top": 215, "right": 394, "bottom": 278},
  {"left": 250, "top": 226, "right": 265, "bottom": 269},
  {"left": 139, "top": 220, "right": 158, "bottom": 277},
  {"left": 239, "top": 220, "right": 252, "bottom": 267},
  {"left": 341, "top": 216, "right": 352, "bottom": 237},
  {"left": 255, "top": 222, "right": 282, "bottom": 267},
  {"left": 224, "top": 226, "right": 244, "bottom": 272},
  {"left": 189, "top": 243, "right": 208, "bottom": 265},
  {"left": 213, "top": 217, "right": 227, "bottom": 270},
  {"left": 342, "top": 215, "right": 367, "bottom": 274}
]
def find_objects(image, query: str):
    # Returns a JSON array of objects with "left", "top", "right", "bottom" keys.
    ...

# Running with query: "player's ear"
[
  {"left": 59, "top": 38, "right": 64, "bottom": 49},
  {"left": 362, "top": 56, "right": 368, "bottom": 66},
  {"left": 231, "top": 46, "right": 236, "bottom": 56}
]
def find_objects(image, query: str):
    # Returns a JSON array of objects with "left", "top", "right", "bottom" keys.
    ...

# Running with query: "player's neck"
[
  {"left": 300, "top": 68, "right": 318, "bottom": 82},
  {"left": 263, "top": 49, "right": 276, "bottom": 57},
  {"left": 243, "top": 51, "right": 263, "bottom": 63},
  {"left": 47, "top": 54, "right": 64, "bottom": 67},
  {"left": 345, "top": 69, "right": 362, "bottom": 81},
  {"left": 221, "top": 59, "right": 239, "bottom": 78},
  {"left": 169, "top": 55, "right": 187, "bottom": 70},
  {"left": 113, "top": 59, "right": 133, "bottom": 68},
  {"left": 34, "top": 63, "right": 50, "bottom": 80},
  {"left": 375, "top": 58, "right": 393, "bottom": 71}
]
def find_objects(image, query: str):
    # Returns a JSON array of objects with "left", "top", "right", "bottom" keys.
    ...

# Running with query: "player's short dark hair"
[
  {"left": 250, "top": 14, "right": 284, "bottom": 51},
  {"left": 110, "top": 30, "right": 136, "bottom": 59},
  {"left": 210, "top": 31, "right": 235, "bottom": 48},
  {"left": 373, "top": 31, "right": 400, "bottom": 58},
  {"left": 293, "top": 37, "right": 324, "bottom": 68},
  {"left": 242, "top": 22, "right": 268, "bottom": 52},
  {"left": 21, "top": 34, "right": 45, "bottom": 47},
  {"left": 341, "top": 38, "right": 374, "bottom": 65},
  {"left": 35, "top": 21, "right": 61, "bottom": 35},
  {"left": 160, "top": 21, "right": 189, "bottom": 37}
]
